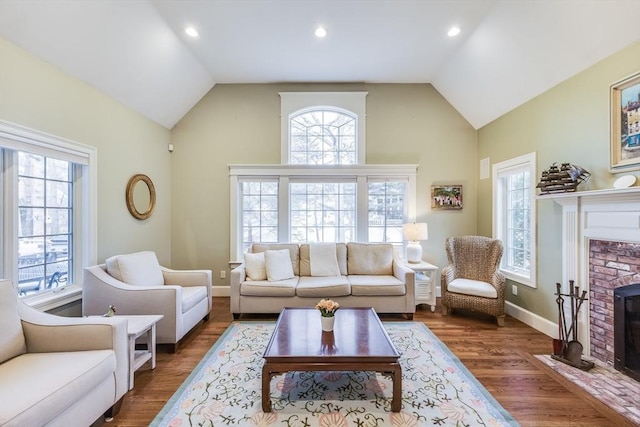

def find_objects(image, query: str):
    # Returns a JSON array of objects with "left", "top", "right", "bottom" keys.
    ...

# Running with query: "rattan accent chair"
[{"left": 441, "top": 236, "right": 506, "bottom": 326}]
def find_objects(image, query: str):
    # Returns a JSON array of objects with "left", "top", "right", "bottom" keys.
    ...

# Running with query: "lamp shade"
[{"left": 402, "top": 223, "right": 429, "bottom": 242}]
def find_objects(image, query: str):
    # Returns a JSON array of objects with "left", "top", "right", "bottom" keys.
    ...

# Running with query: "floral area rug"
[{"left": 151, "top": 322, "right": 519, "bottom": 426}]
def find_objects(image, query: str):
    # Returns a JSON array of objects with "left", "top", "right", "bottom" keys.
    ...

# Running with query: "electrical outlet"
[
  {"left": 220, "top": 270, "right": 226, "bottom": 279},
  {"left": 512, "top": 284, "right": 518, "bottom": 296}
]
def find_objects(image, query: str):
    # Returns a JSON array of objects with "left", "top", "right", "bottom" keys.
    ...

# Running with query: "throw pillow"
[
  {"left": 105, "top": 251, "right": 164, "bottom": 286},
  {"left": 309, "top": 242, "right": 341, "bottom": 277},
  {"left": 264, "top": 249, "right": 295, "bottom": 281},
  {"left": 244, "top": 252, "right": 267, "bottom": 281}
]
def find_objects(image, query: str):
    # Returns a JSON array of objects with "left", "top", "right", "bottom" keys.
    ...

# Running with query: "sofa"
[
  {"left": 0, "top": 279, "right": 128, "bottom": 427},
  {"left": 230, "top": 242, "right": 416, "bottom": 319},
  {"left": 83, "top": 251, "right": 212, "bottom": 352}
]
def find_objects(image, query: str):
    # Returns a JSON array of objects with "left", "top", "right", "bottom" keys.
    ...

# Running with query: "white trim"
[
  {"left": 212, "top": 285, "right": 230, "bottom": 297},
  {"left": 492, "top": 152, "right": 537, "bottom": 287},
  {"left": 0, "top": 120, "right": 97, "bottom": 309},
  {"left": 279, "top": 92, "right": 367, "bottom": 164},
  {"left": 505, "top": 301, "right": 557, "bottom": 338}
]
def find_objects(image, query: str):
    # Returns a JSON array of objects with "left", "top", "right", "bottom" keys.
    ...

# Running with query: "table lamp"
[{"left": 402, "top": 223, "right": 428, "bottom": 263}]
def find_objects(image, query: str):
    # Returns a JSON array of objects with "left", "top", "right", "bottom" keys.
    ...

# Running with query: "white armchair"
[
  {"left": 0, "top": 279, "right": 128, "bottom": 427},
  {"left": 82, "top": 251, "right": 212, "bottom": 352}
]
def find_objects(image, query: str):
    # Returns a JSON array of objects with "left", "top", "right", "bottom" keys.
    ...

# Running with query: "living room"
[{"left": 1, "top": 1, "right": 639, "bottom": 426}]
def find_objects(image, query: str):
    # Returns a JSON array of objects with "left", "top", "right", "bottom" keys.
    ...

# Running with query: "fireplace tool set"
[{"left": 552, "top": 281, "right": 594, "bottom": 371}]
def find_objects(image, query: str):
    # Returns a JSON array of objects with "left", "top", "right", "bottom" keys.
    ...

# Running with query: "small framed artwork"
[
  {"left": 431, "top": 185, "right": 462, "bottom": 210},
  {"left": 610, "top": 72, "right": 640, "bottom": 171}
]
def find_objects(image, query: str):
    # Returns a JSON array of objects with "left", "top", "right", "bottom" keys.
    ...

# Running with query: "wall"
[
  {"left": 170, "top": 83, "right": 477, "bottom": 290},
  {"left": 477, "top": 41, "right": 640, "bottom": 322},
  {"left": 0, "top": 37, "right": 172, "bottom": 265}
]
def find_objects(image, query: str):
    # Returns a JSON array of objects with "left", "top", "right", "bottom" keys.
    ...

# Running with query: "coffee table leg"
[
  {"left": 261, "top": 364, "right": 272, "bottom": 412},
  {"left": 391, "top": 364, "right": 402, "bottom": 412}
]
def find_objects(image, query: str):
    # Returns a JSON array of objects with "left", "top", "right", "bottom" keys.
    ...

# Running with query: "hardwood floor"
[{"left": 95, "top": 298, "right": 626, "bottom": 427}]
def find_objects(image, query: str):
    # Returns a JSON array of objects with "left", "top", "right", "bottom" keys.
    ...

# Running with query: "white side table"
[
  {"left": 404, "top": 261, "right": 439, "bottom": 312},
  {"left": 122, "top": 314, "right": 163, "bottom": 390}
]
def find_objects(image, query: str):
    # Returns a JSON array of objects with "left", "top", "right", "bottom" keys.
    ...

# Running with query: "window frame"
[
  {"left": 492, "top": 152, "right": 537, "bottom": 288},
  {"left": 1, "top": 120, "right": 97, "bottom": 310},
  {"left": 229, "top": 164, "right": 417, "bottom": 262}
]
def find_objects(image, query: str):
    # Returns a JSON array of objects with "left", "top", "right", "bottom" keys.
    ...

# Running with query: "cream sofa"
[
  {"left": 83, "top": 251, "right": 212, "bottom": 352},
  {"left": 0, "top": 279, "right": 128, "bottom": 427},
  {"left": 230, "top": 242, "right": 416, "bottom": 319}
]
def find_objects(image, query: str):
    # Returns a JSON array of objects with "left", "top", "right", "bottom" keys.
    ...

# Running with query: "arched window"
[{"left": 289, "top": 109, "right": 356, "bottom": 165}]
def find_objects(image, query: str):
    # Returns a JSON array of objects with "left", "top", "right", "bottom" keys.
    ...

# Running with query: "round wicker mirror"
[{"left": 126, "top": 174, "right": 156, "bottom": 220}]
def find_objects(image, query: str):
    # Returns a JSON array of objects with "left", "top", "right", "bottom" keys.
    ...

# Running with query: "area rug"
[{"left": 151, "top": 322, "right": 519, "bottom": 426}]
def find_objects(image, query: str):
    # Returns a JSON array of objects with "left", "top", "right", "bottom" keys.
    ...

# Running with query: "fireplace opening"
[{"left": 614, "top": 283, "right": 640, "bottom": 381}]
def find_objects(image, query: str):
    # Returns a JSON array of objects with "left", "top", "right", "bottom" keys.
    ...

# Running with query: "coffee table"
[{"left": 262, "top": 307, "right": 402, "bottom": 412}]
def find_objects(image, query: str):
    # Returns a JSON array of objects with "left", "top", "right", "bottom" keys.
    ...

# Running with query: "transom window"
[{"left": 289, "top": 109, "right": 356, "bottom": 165}]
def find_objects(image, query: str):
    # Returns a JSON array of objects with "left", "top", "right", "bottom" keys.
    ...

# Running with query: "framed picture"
[
  {"left": 610, "top": 72, "right": 640, "bottom": 171},
  {"left": 431, "top": 185, "right": 462, "bottom": 210}
]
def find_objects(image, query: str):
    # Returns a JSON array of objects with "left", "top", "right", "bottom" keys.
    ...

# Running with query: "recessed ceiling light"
[
  {"left": 447, "top": 26, "right": 461, "bottom": 37},
  {"left": 315, "top": 26, "right": 327, "bottom": 38},
  {"left": 185, "top": 26, "right": 199, "bottom": 38}
]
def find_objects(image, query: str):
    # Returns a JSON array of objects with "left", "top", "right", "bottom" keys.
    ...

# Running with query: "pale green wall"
[
  {"left": 477, "top": 41, "right": 640, "bottom": 321},
  {"left": 0, "top": 37, "right": 172, "bottom": 265},
  {"left": 170, "top": 83, "right": 478, "bottom": 287}
]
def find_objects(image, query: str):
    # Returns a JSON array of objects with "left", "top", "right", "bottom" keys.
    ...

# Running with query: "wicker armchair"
[{"left": 441, "top": 236, "right": 506, "bottom": 326}]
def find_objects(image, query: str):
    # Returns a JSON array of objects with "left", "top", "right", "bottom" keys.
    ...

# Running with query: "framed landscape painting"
[
  {"left": 610, "top": 72, "right": 640, "bottom": 171},
  {"left": 431, "top": 185, "right": 462, "bottom": 210}
]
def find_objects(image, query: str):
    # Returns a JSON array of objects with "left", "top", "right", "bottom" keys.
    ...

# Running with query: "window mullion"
[{"left": 279, "top": 176, "right": 290, "bottom": 242}]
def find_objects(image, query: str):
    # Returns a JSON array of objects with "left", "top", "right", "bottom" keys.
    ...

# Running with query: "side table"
[
  {"left": 122, "top": 314, "right": 163, "bottom": 390},
  {"left": 404, "top": 261, "right": 438, "bottom": 312}
]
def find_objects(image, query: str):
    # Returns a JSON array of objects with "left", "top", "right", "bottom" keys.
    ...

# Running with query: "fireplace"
[
  {"left": 614, "top": 283, "right": 640, "bottom": 381},
  {"left": 545, "top": 187, "right": 640, "bottom": 364}
]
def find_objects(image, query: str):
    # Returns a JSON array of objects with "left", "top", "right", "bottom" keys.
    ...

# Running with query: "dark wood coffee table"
[{"left": 262, "top": 307, "right": 402, "bottom": 412}]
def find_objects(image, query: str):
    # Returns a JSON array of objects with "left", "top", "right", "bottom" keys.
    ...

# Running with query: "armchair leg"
[
  {"left": 442, "top": 306, "right": 449, "bottom": 316},
  {"left": 406, "top": 313, "right": 414, "bottom": 320},
  {"left": 496, "top": 315, "right": 505, "bottom": 327},
  {"left": 203, "top": 313, "right": 210, "bottom": 321},
  {"left": 104, "top": 397, "right": 124, "bottom": 421}
]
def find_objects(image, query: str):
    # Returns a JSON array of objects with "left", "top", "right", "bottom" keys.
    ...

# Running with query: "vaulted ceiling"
[{"left": 1, "top": 0, "right": 639, "bottom": 129}]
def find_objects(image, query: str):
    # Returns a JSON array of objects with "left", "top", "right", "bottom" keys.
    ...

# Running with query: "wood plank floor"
[{"left": 94, "top": 298, "right": 625, "bottom": 427}]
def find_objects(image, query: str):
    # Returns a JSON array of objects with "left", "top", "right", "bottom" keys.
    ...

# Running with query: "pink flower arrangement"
[{"left": 316, "top": 299, "right": 340, "bottom": 317}]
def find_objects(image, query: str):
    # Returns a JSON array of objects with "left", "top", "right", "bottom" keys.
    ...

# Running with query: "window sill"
[
  {"left": 502, "top": 270, "right": 536, "bottom": 288},
  {"left": 21, "top": 284, "right": 82, "bottom": 311}
]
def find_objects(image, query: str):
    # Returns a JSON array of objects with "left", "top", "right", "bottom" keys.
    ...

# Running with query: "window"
[
  {"left": 17, "top": 152, "right": 73, "bottom": 296},
  {"left": 290, "top": 109, "right": 356, "bottom": 165},
  {"left": 290, "top": 181, "right": 356, "bottom": 242},
  {"left": 1, "top": 120, "right": 97, "bottom": 309},
  {"left": 229, "top": 92, "right": 416, "bottom": 261},
  {"left": 368, "top": 181, "right": 407, "bottom": 243},
  {"left": 492, "top": 153, "right": 537, "bottom": 287},
  {"left": 240, "top": 180, "right": 278, "bottom": 253}
]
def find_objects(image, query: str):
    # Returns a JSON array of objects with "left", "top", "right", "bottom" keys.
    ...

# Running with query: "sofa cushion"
[
  {"left": 448, "top": 278, "right": 498, "bottom": 298},
  {"left": 252, "top": 243, "right": 300, "bottom": 276},
  {"left": 264, "top": 249, "right": 296, "bottom": 281},
  {"left": 348, "top": 275, "right": 406, "bottom": 296},
  {"left": 181, "top": 286, "right": 208, "bottom": 313},
  {"left": 0, "top": 350, "right": 114, "bottom": 427},
  {"left": 105, "top": 251, "right": 164, "bottom": 286},
  {"left": 244, "top": 252, "right": 267, "bottom": 281},
  {"left": 309, "top": 243, "right": 341, "bottom": 277},
  {"left": 347, "top": 243, "right": 393, "bottom": 275},
  {"left": 300, "top": 243, "right": 347, "bottom": 276},
  {"left": 296, "top": 276, "right": 351, "bottom": 297},
  {"left": 0, "top": 280, "right": 26, "bottom": 364},
  {"left": 240, "top": 278, "right": 298, "bottom": 297}
]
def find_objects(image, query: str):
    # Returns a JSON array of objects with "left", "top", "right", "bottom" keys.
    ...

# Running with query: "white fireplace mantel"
[{"left": 537, "top": 186, "right": 640, "bottom": 354}]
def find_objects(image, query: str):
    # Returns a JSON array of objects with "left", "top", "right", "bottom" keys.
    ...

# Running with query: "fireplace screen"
[{"left": 614, "top": 283, "right": 640, "bottom": 381}]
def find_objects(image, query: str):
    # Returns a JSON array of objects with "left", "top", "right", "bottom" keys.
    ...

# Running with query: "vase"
[{"left": 321, "top": 315, "right": 335, "bottom": 332}]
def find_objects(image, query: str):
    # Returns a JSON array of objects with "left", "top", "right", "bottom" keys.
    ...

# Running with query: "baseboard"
[
  {"left": 505, "top": 301, "right": 557, "bottom": 338},
  {"left": 213, "top": 285, "right": 230, "bottom": 297}
]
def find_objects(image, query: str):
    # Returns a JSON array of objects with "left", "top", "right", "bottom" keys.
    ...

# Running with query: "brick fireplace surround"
[{"left": 588, "top": 239, "right": 640, "bottom": 365}]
